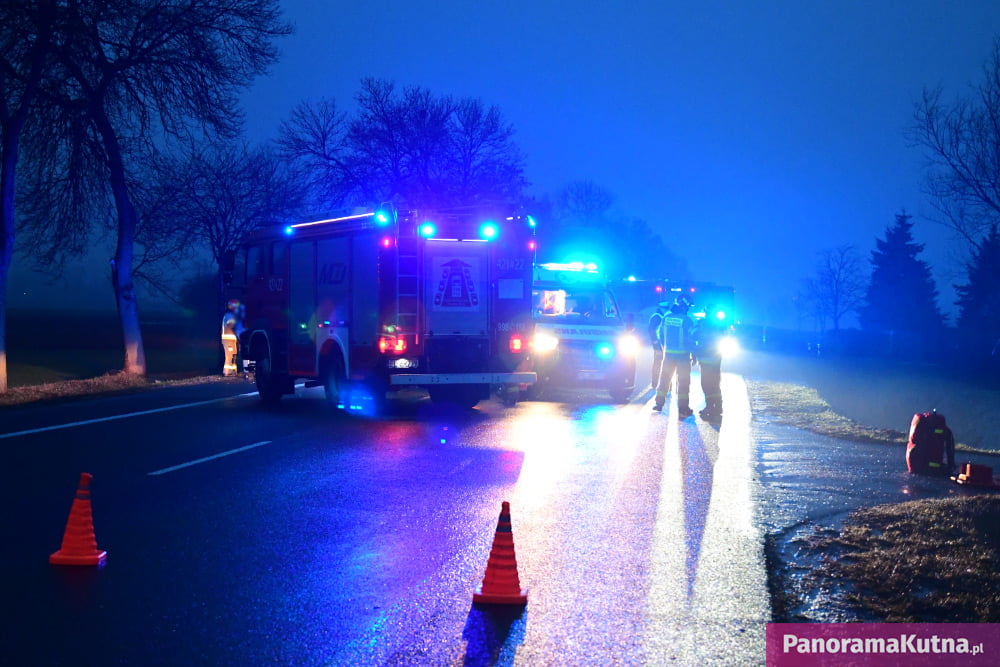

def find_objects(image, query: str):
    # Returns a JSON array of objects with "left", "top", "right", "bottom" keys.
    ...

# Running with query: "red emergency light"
[{"left": 378, "top": 335, "right": 407, "bottom": 354}]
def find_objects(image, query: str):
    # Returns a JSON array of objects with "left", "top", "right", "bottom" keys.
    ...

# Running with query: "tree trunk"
[
  {"left": 0, "top": 123, "right": 20, "bottom": 393},
  {"left": 94, "top": 108, "right": 146, "bottom": 376}
]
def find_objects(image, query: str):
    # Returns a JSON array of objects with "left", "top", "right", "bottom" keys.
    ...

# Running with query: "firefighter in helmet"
[
  {"left": 221, "top": 298, "right": 245, "bottom": 376},
  {"left": 653, "top": 294, "right": 695, "bottom": 418}
]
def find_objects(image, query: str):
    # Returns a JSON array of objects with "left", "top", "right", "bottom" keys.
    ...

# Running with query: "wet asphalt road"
[
  {"left": 0, "top": 361, "right": 772, "bottom": 666},
  {"left": 7, "top": 350, "right": 993, "bottom": 664}
]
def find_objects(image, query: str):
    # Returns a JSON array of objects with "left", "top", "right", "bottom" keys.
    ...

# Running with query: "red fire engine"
[{"left": 236, "top": 206, "right": 537, "bottom": 412}]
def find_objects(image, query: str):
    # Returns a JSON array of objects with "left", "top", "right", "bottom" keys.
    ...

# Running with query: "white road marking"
[
  {"left": 147, "top": 440, "right": 272, "bottom": 476},
  {"left": 0, "top": 392, "right": 259, "bottom": 441}
]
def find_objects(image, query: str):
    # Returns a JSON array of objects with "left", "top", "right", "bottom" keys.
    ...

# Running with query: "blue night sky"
[
  {"left": 13, "top": 1, "right": 1000, "bottom": 328},
  {"left": 238, "top": 1, "right": 1000, "bottom": 327}
]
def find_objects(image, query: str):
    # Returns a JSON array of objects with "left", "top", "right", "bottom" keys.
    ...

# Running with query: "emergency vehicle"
[
  {"left": 528, "top": 262, "right": 638, "bottom": 402},
  {"left": 235, "top": 206, "right": 537, "bottom": 412}
]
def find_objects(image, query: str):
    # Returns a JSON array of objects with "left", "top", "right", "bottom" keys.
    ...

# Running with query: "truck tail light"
[
  {"left": 379, "top": 335, "right": 407, "bottom": 354},
  {"left": 509, "top": 334, "right": 524, "bottom": 353}
]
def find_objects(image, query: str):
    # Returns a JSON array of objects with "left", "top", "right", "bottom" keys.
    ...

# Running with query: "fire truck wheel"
[
  {"left": 254, "top": 347, "right": 284, "bottom": 405},
  {"left": 322, "top": 355, "right": 345, "bottom": 409},
  {"left": 522, "top": 379, "right": 546, "bottom": 401},
  {"left": 609, "top": 386, "right": 633, "bottom": 404},
  {"left": 499, "top": 385, "right": 519, "bottom": 407}
]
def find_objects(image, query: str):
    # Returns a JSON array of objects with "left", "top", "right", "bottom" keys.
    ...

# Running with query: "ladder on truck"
[{"left": 396, "top": 234, "right": 420, "bottom": 340}]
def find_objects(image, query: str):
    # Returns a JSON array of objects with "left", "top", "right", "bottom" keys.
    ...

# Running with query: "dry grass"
[
  {"left": 0, "top": 371, "right": 235, "bottom": 407},
  {"left": 747, "top": 379, "right": 996, "bottom": 455},
  {"left": 748, "top": 374, "right": 1000, "bottom": 622},
  {"left": 802, "top": 496, "right": 1000, "bottom": 621},
  {"left": 747, "top": 380, "right": 907, "bottom": 445}
]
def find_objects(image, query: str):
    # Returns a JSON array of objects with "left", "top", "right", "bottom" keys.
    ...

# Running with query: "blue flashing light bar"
[
  {"left": 418, "top": 222, "right": 437, "bottom": 238},
  {"left": 539, "top": 261, "right": 600, "bottom": 274}
]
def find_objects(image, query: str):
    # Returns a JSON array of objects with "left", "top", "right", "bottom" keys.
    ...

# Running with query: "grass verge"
[
  {"left": 0, "top": 371, "right": 234, "bottom": 407},
  {"left": 749, "top": 378, "right": 1000, "bottom": 622},
  {"left": 801, "top": 496, "right": 1000, "bottom": 622}
]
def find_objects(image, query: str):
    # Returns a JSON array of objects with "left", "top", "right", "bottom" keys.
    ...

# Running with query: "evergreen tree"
[
  {"left": 861, "top": 212, "right": 944, "bottom": 357},
  {"left": 955, "top": 224, "right": 1000, "bottom": 357}
]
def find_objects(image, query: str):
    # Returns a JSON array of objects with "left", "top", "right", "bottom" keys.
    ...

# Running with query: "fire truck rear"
[{"left": 237, "top": 207, "right": 536, "bottom": 412}]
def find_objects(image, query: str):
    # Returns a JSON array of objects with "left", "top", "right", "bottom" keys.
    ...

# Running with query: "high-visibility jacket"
[{"left": 659, "top": 311, "right": 694, "bottom": 355}]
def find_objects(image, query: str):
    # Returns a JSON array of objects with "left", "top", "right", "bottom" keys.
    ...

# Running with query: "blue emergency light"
[{"left": 478, "top": 221, "right": 500, "bottom": 240}]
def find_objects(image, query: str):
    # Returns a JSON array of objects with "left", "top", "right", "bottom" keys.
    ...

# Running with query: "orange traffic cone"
[
  {"left": 473, "top": 501, "right": 527, "bottom": 606},
  {"left": 49, "top": 472, "right": 107, "bottom": 566}
]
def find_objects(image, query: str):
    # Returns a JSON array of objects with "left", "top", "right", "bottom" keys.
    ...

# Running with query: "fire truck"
[
  {"left": 235, "top": 206, "right": 537, "bottom": 412},
  {"left": 527, "top": 262, "right": 638, "bottom": 402}
]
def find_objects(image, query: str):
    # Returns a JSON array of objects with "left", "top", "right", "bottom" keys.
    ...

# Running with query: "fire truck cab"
[
  {"left": 528, "top": 262, "right": 638, "bottom": 402},
  {"left": 236, "top": 207, "right": 536, "bottom": 413}
]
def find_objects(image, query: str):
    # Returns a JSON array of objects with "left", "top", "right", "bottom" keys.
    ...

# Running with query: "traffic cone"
[
  {"left": 473, "top": 501, "right": 527, "bottom": 606},
  {"left": 49, "top": 472, "right": 107, "bottom": 566}
]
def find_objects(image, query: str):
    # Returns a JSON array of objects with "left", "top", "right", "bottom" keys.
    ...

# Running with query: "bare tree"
[
  {"left": 18, "top": 0, "right": 290, "bottom": 376},
  {"left": 912, "top": 38, "right": 1000, "bottom": 250},
  {"left": 0, "top": 0, "right": 58, "bottom": 393},
  {"left": 554, "top": 180, "right": 616, "bottom": 224},
  {"left": 278, "top": 78, "right": 527, "bottom": 212},
  {"left": 545, "top": 180, "right": 688, "bottom": 282},
  {"left": 800, "top": 244, "right": 867, "bottom": 331},
  {"left": 275, "top": 98, "right": 351, "bottom": 211},
  {"left": 141, "top": 140, "right": 306, "bottom": 311}
]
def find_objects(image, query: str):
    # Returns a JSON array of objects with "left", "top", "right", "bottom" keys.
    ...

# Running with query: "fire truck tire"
[
  {"left": 428, "top": 385, "right": 481, "bottom": 410},
  {"left": 322, "top": 355, "right": 345, "bottom": 409},
  {"left": 499, "top": 385, "right": 519, "bottom": 407},
  {"left": 254, "top": 347, "right": 285, "bottom": 405},
  {"left": 522, "top": 378, "right": 546, "bottom": 401},
  {"left": 609, "top": 386, "right": 633, "bottom": 403}
]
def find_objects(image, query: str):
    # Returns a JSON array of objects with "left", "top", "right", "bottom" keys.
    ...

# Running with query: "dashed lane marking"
[{"left": 147, "top": 440, "right": 272, "bottom": 476}]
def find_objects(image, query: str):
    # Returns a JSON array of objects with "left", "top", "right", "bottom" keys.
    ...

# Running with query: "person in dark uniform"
[
  {"left": 653, "top": 295, "right": 695, "bottom": 418},
  {"left": 648, "top": 301, "right": 669, "bottom": 388},
  {"left": 695, "top": 304, "right": 726, "bottom": 421}
]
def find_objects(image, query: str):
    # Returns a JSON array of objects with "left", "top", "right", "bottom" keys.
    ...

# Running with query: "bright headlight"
[
  {"left": 532, "top": 332, "right": 559, "bottom": 353},
  {"left": 617, "top": 333, "right": 640, "bottom": 357},
  {"left": 718, "top": 335, "right": 741, "bottom": 358}
]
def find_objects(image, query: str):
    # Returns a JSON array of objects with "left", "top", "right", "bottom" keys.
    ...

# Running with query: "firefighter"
[
  {"left": 695, "top": 304, "right": 726, "bottom": 421},
  {"left": 653, "top": 295, "right": 695, "bottom": 418},
  {"left": 648, "top": 301, "right": 669, "bottom": 388},
  {"left": 221, "top": 298, "right": 245, "bottom": 377}
]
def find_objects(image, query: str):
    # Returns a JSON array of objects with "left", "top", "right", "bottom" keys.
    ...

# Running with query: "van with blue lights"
[
  {"left": 527, "top": 262, "right": 638, "bottom": 402},
  {"left": 234, "top": 206, "right": 537, "bottom": 412}
]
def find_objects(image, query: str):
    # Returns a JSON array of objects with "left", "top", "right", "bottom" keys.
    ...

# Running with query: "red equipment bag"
[{"left": 905, "top": 411, "right": 951, "bottom": 474}]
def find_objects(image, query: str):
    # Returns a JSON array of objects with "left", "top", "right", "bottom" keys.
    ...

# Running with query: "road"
[{"left": 0, "top": 366, "right": 769, "bottom": 666}]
